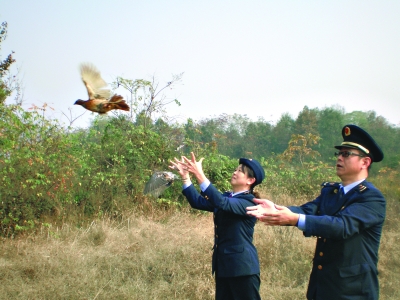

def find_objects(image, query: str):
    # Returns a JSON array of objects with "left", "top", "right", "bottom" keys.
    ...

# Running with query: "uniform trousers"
[{"left": 215, "top": 273, "right": 261, "bottom": 300}]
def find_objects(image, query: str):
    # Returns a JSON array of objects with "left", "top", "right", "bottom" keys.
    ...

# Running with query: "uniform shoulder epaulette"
[
  {"left": 321, "top": 182, "right": 340, "bottom": 188},
  {"left": 358, "top": 184, "right": 368, "bottom": 193}
]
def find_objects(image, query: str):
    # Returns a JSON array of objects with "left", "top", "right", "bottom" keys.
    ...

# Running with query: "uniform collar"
[
  {"left": 341, "top": 178, "right": 366, "bottom": 194},
  {"left": 230, "top": 190, "right": 250, "bottom": 197}
]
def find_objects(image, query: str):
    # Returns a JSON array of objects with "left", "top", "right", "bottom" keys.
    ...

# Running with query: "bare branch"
[{"left": 61, "top": 107, "right": 88, "bottom": 127}]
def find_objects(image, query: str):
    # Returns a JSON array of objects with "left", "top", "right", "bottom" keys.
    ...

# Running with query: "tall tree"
[
  {"left": 293, "top": 106, "right": 319, "bottom": 136},
  {"left": 363, "top": 112, "right": 399, "bottom": 170},
  {"left": 317, "top": 106, "right": 345, "bottom": 159},
  {"left": 215, "top": 114, "right": 250, "bottom": 158},
  {"left": 270, "top": 113, "right": 295, "bottom": 154},
  {"left": 244, "top": 117, "right": 273, "bottom": 159},
  {"left": 0, "top": 22, "right": 17, "bottom": 104},
  {"left": 114, "top": 73, "right": 183, "bottom": 128},
  {"left": 344, "top": 111, "right": 369, "bottom": 128}
]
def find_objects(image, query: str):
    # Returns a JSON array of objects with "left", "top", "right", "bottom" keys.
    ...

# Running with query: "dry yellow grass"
[{"left": 0, "top": 194, "right": 398, "bottom": 300}]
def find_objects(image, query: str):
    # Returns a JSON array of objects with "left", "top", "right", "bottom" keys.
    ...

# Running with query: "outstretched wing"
[
  {"left": 143, "top": 171, "right": 178, "bottom": 198},
  {"left": 80, "top": 63, "right": 111, "bottom": 100}
]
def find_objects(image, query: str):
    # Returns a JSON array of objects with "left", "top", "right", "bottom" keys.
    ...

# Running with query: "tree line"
[
  {"left": 150, "top": 105, "right": 400, "bottom": 171},
  {"left": 2, "top": 101, "right": 399, "bottom": 236}
]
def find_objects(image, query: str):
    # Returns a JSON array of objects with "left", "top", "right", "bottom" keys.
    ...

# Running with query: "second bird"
[{"left": 74, "top": 63, "right": 130, "bottom": 114}]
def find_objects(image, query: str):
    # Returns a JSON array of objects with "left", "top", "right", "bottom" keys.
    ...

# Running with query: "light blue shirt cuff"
[
  {"left": 297, "top": 214, "right": 306, "bottom": 231},
  {"left": 199, "top": 179, "right": 210, "bottom": 192},
  {"left": 182, "top": 181, "right": 192, "bottom": 190}
]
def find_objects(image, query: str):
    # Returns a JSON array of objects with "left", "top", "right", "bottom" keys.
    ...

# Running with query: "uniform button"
[
  {"left": 319, "top": 252, "right": 323, "bottom": 257},
  {"left": 317, "top": 265, "right": 322, "bottom": 270},
  {"left": 216, "top": 235, "right": 218, "bottom": 238},
  {"left": 341, "top": 206, "right": 345, "bottom": 210},
  {"left": 323, "top": 238, "right": 326, "bottom": 242},
  {"left": 215, "top": 244, "right": 218, "bottom": 248}
]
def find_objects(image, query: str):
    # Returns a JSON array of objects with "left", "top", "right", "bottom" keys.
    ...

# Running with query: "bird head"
[
  {"left": 161, "top": 171, "right": 180, "bottom": 182},
  {"left": 74, "top": 100, "right": 85, "bottom": 105}
]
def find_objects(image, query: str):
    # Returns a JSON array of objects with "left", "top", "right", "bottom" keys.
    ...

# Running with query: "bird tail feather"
[{"left": 109, "top": 95, "right": 130, "bottom": 111}]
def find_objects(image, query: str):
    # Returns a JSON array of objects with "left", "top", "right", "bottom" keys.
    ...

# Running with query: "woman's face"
[{"left": 231, "top": 164, "right": 254, "bottom": 189}]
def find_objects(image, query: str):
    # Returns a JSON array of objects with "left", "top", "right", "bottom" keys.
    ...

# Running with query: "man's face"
[{"left": 335, "top": 147, "right": 370, "bottom": 180}]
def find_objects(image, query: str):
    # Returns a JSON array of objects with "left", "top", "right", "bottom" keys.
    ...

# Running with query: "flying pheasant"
[
  {"left": 143, "top": 171, "right": 180, "bottom": 198},
  {"left": 74, "top": 63, "right": 130, "bottom": 114}
]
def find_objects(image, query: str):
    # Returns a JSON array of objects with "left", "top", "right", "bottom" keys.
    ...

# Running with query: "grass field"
[{"left": 0, "top": 193, "right": 399, "bottom": 300}]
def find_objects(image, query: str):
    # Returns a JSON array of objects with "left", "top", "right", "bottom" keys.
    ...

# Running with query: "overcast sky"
[{"left": 2, "top": 0, "right": 400, "bottom": 128}]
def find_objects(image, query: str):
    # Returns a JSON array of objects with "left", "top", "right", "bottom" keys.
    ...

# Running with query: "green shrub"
[{"left": 0, "top": 105, "right": 80, "bottom": 236}]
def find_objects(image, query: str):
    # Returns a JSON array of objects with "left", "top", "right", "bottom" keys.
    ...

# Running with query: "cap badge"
[{"left": 344, "top": 126, "right": 351, "bottom": 136}]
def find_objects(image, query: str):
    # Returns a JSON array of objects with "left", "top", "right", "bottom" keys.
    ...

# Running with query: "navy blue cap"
[
  {"left": 239, "top": 158, "right": 265, "bottom": 186},
  {"left": 334, "top": 124, "right": 384, "bottom": 162}
]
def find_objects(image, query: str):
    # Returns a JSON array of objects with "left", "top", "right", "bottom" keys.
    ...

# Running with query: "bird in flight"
[
  {"left": 143, "top": 171, "right": 179, "bottom": 198},
  {"left": 74, "top": 63, "right": 130, "bottom": 114}
]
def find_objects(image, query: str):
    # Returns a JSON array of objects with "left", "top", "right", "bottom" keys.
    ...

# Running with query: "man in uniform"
[{"left": 247, "top": 124, "right": 385, "bottom": 300}]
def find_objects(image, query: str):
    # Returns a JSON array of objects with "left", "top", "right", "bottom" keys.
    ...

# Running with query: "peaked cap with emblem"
[{"left": 334, "top": 124, "right": 384, "bottom": 162}]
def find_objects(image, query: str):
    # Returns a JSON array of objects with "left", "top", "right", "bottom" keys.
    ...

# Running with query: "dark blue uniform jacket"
[
  {"left": 289, "top": 180, "right": 386, "bottom": 300},
  {"left": 183, "top": 183, "right": 260, "bottom": 278}
]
